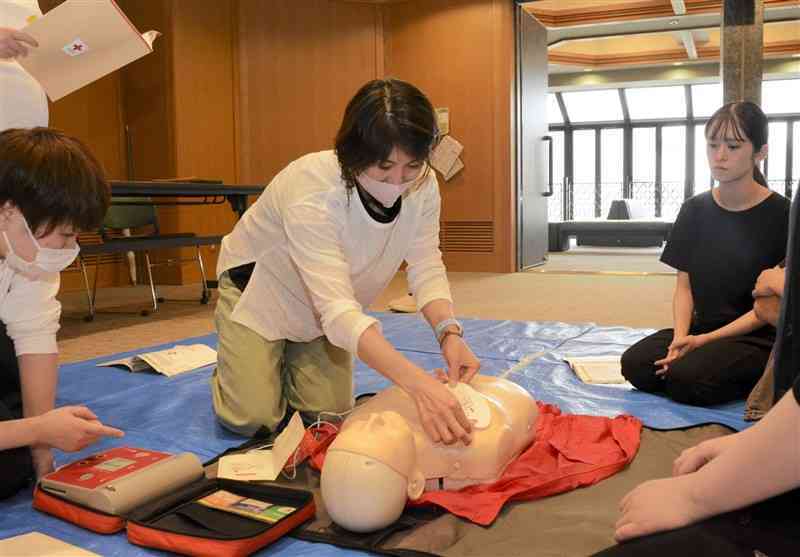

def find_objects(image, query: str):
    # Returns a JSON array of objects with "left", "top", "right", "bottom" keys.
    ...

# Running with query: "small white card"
[{"left": 218, "top": 412, "right": 306, "bottom": 481}]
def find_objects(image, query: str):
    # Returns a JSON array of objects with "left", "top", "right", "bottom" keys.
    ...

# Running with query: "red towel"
[{"left": 310, "top": 402, "right": 642, "bottom": 526}]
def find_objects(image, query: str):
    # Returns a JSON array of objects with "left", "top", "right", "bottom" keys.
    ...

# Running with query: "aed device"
[
  {"left": 34, "top": 445, "right": 316, "bottom": 556},
  {"left": 39, "top": 446, "right": 203, "bottom": 515}
]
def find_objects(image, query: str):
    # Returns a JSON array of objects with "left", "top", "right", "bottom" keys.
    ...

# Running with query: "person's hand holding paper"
[
  {"left": 17, "top": 0, "right": 160, "bottom": 101},
  {"left": 0, "top": 27, "right": 38, "bottom": 59}
]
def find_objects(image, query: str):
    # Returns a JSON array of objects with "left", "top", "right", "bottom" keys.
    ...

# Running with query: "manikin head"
[{"left": 321, "top": 411, "right": 425, "bottom": 533}]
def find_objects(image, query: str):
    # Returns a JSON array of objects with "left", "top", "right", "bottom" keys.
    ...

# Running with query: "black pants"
[
  {"left": 621, "top": 327, "right": 773, "bottom": 406},
  {"left": 0, "top": 322, "right": 34, "bottom": 500},
  {"left": 592, "top": 489, "right": 800, "bottom": 557}
]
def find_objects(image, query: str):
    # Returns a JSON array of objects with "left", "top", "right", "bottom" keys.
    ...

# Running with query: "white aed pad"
[{"left": 448, "top": 382, "right": 491, "bottom": 429}]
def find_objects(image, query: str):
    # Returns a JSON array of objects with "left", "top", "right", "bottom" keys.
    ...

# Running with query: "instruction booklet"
[
  {"left": 97, "top": 344, "right": 217, "bottom": 377},
  {"left": 563, "top": 355, "right": 628, "bottom": 385},
  {"left": 19, "top": 0, "right": 160, "bottom": 101}
]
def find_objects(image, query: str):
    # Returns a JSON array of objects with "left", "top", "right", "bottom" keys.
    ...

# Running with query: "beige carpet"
[
  {"left": 533, "top": 250, "right": 675, "bottom": 276},
  {"left": 57, "top": 264, "right": 674, "bottom": 364}
]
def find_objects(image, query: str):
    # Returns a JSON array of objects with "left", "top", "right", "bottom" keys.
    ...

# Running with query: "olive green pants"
[{"left": 211, "top": 272, "right": 354, "bottom": 436}]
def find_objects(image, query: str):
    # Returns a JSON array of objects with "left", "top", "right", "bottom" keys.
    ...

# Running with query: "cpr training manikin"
[{"left": 320, "top": 375, "right": 539, "bottom": 532}]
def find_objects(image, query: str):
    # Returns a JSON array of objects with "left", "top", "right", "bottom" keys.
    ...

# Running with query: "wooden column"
[{"left": 721, "top": 0, "right": 764, "bottom": 104}]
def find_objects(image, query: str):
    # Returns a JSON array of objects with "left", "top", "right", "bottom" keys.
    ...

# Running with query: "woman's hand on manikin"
[{"left": 405, "top": 371, "right": 473, "bottom": 445}]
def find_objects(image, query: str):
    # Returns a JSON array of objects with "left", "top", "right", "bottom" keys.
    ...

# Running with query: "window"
[
  {"left": 561, "top": 89, "right": 622, "bottom": 123},
  {"left": 694, "top": 124, "right": 712, "bottom": 194},
  {"left": 547, "top": 94, "right": 563, "bottom": 125},
  {"left": 632, "top": 127, "right": 656, "bottom": 216},
  {"left": 691, "top": 83, "right": 722, "bottom": 118},
  {"left": 626, "top": 86, "right": 686, "bottom": 120},
  {"left": 545, "top": 79, "right": 800, "bottom": 224},
  {"left": 547, "top": 131, "right": 565, "bottom": 222},
  {"left": 767, "top": 122, "right": 788, "bottom": 195},
  {"left": 572, "top": 130, "right": 596, "bottom": 219},
  {"left": 600, "top": 129, "right": 624, "bottom": 218},
  {"left": 762, "top": 80, "right": 800, "bottom": 115},
  {"left": 661, "top": 126, "right": 686, "bottom": 220}
]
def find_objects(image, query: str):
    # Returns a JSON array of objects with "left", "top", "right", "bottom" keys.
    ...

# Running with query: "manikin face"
[
  {"left": 362, "top": 147, "right": 425, "bottom": 186},
  {"left": 706, "top": 128, "right": 766, "bottom": 186},
  {"left": 321, "top": 411, "right": 426, "bottom": 533}
]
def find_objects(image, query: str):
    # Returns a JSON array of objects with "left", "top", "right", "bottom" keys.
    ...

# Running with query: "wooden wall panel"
[
  {"left": 49, "top": 74, "right": 130, "bottom": 292},
  {"left": 235, "top": 0, "right": 382, "bottom": 184},
  {"left": 171, "top": 0, "right": 237, "bottom": 282},
  {"left": 383, "top": 0, "right": 516, "bottom": 272},
  {"left": 117, "top": 0, "right": 176, "bottom": 182},
  {"left": 119, "top": 0, "right": 237, "bottom": 284}
]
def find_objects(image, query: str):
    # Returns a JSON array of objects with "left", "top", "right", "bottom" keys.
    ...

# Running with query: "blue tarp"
[{"left": 0, "top": 313, "right": 749, "bottom": 555}]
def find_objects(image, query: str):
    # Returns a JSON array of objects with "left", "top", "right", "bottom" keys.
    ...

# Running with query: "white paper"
[
  {"left": 97, "top": 344, "right": 217, "bottom": 377},
  {"left": 435, "top": 107, "right": 450, "bottom": 136},
  {"left": 142, "top": 30, "right": 161, "bottom": 49},
  {"left": 444, "top": 157, "right": 464, "bottom": 181},
  {"left": 0, "top": 532, "right": 100, "bottom": 556},
  {"left": 563, "top": 355, "right": 628, "bottom": 385},
  {"left": 430, "top": 135, "right": 464, "bottom": 176},
  {"left": 218, "top": 412, "right": 306, "bottom": 482}
]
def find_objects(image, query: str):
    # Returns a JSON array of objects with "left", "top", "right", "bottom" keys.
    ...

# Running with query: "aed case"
[{"left": 33, "top": 447, "right": 316, "bottom": 557}]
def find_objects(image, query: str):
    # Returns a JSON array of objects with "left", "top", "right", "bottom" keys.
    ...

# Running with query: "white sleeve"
[
  {"left": 0, "top": 272, "right": 61, "bottom": 355},
  {"left": 405, "top": 177, "right": 453, "bottom": 309},
  {"left": 284, "top": 196, "right": 379, "bottom": 355}
]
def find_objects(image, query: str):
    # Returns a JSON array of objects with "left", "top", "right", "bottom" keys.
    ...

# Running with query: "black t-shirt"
[{"left": 661, "top": 191, "right": 790, "bottom": 333}]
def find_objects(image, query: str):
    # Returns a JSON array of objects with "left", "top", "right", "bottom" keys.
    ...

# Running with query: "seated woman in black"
[{"left": 621, "top": 101, "right": 789, "bottom": 406}]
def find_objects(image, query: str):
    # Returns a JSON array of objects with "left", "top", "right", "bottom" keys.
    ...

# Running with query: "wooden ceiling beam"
[
  {"left": 528, "top": 0, "right": 796, "bottom": 28},
  {"left": 679, "top": 30, "right": 699, "bottom": 58},
  {"left": 549, "top": 39, "right": 800, "bottom": 68}
]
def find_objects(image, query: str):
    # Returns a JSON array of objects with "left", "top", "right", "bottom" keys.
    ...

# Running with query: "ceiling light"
[
  {"left": 583, "top": 68, "right": 592, "bottom": 72},
  {"left": 794, "top": 53, "right": 800, "bottom": 58},
  {"left": 673, "top": 62, "right": 684, "bottom": 66}
]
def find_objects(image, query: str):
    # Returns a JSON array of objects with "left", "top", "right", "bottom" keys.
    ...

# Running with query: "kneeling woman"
[
  {"left": 621, "top": 102, "right": 789, "bottom": 406},
  {"left": 211, "top": 79, "right": 479, "bottom": 444}
]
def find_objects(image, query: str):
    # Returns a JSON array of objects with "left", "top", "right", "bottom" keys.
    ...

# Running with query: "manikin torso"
[{"left": 337, "top": 375, "right": 538, "bottom": 490}]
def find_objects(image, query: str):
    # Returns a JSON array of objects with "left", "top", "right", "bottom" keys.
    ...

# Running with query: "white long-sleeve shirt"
[
  {"left": 0, "top": 262, "right": 60, "bottom": 355},
  {"left": 217, "top": 150, "right": 452, "bottom": 356},
  {"left": 0, "top": 0, "right": 48, "bottom": 130}
]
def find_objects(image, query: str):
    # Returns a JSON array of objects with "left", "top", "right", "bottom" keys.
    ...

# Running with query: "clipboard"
[{"left": 18, "top": 0, "right": 159, "bottom": 101}]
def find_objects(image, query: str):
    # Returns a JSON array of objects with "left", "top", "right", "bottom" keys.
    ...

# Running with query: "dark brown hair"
[
  {"left": 705, "top": 101, "right": 769, "bottom": 187},
  {"left": 0, "top": 127, "right": 109, "bottom": 235},
  {"left": 334, "top": 78, "right": 439, "bottom": 191}
]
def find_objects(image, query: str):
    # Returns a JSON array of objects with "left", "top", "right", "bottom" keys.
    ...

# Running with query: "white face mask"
[
  {"left": 357, "top": 166, "right": 426, "bottom": 208},
  {"left": 2, "top": 215, "right": 80, "bottom": 280}
]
